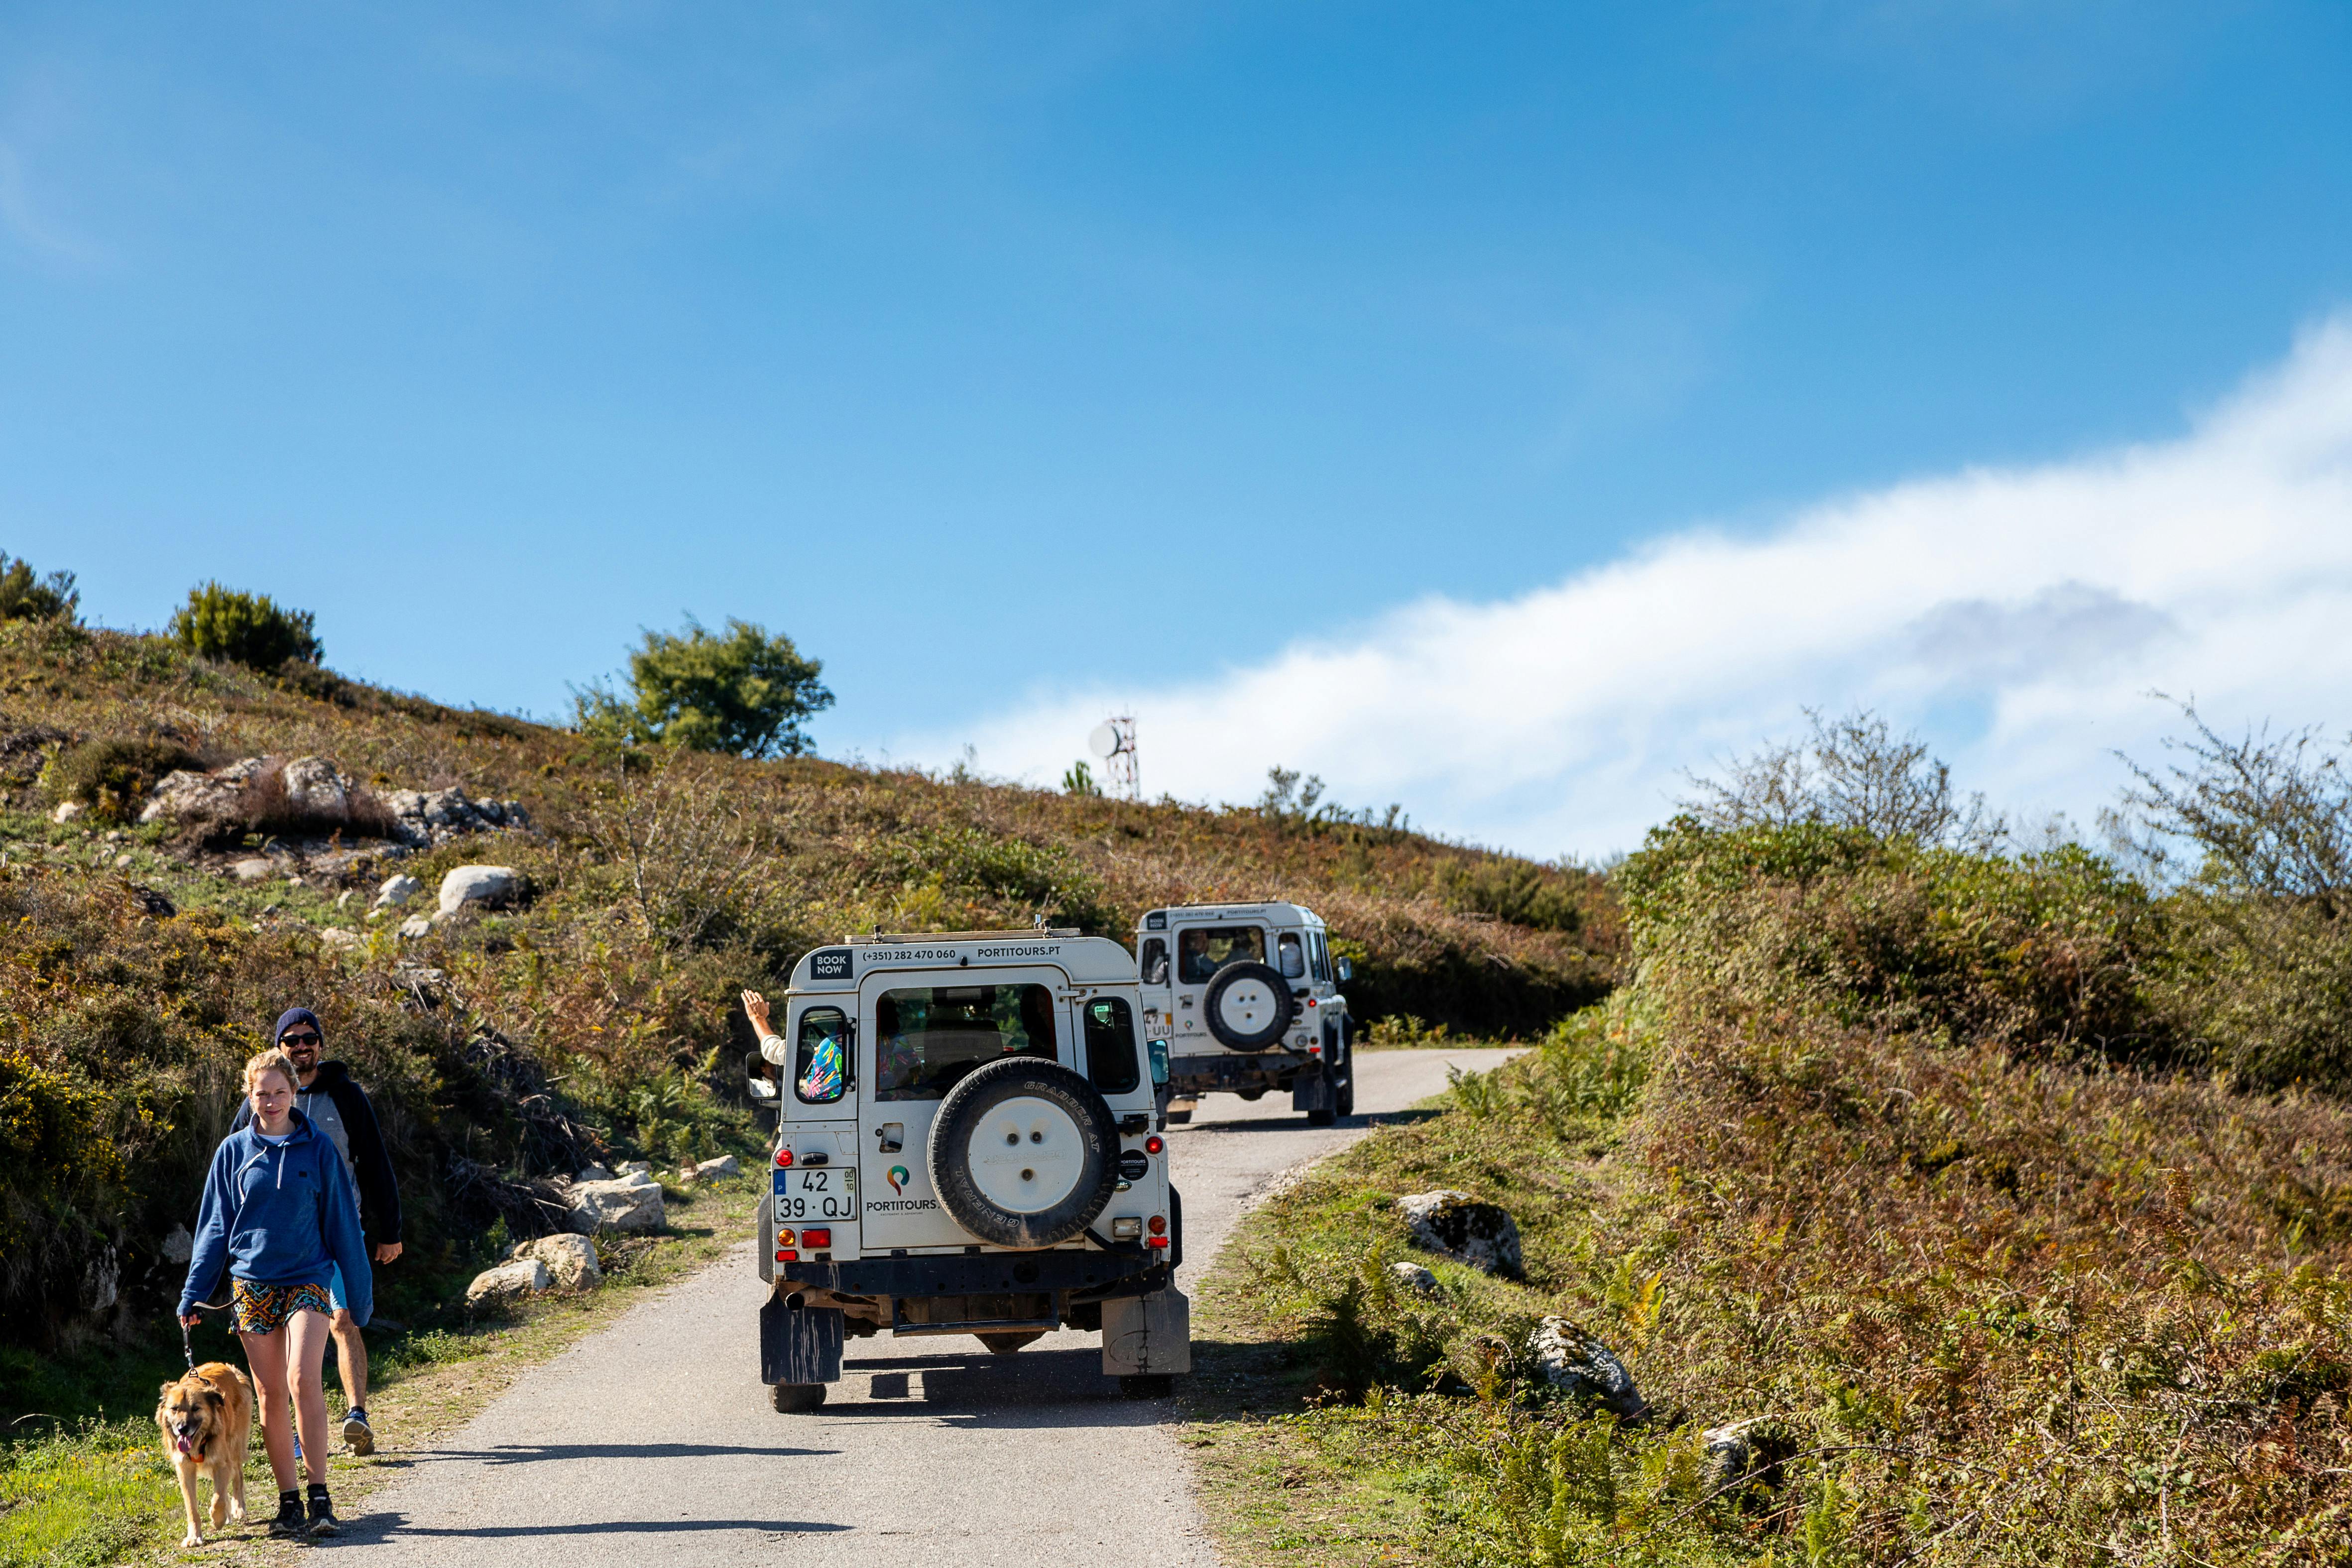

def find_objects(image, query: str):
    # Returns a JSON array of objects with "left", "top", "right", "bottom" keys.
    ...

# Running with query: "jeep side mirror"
[
  {"left": 1147, "top": 1037, "right": 1170, "bottom": 1086},
  {"left": 1335, "top": 957, "right": 1353, "bottom": 983},
  {"left": 747, "top": 1075, "right": 778, "bottom": 1103}
]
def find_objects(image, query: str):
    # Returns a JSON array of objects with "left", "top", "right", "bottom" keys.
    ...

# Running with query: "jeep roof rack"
[{"left": 846, "top": 929, "right": 1084, "bottom": 944}]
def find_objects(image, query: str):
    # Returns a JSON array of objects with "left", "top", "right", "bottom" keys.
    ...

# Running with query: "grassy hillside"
[
  {"left": 1185, "top": 815, "right": 2352, "bottom": 1565},
  {"left": 0, "top": 613, "right": 1613, "bottom": 1373}
]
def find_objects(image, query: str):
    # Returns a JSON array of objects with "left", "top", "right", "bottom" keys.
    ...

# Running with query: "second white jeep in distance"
[
  {"left": 748, "top": 930, "right": 1189, "bottom": 1411},
  {"left": 1135, "top": 901, "right": 1355, "bottom": 1125}
]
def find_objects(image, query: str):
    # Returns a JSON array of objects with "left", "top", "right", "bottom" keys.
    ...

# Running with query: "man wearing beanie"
[{"left": 233, "top": 1006, "right": 403, "bottom": 1455}]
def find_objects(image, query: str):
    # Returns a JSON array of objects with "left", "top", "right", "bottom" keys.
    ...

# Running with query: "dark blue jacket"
[{"left": 179, "top": 1108, "right": 373, "bottom": 1327}]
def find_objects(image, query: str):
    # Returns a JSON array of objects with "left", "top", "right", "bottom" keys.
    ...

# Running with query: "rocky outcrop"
[
  {"left": 567, "top": 1173, "right": 665, "bottom": 1234},
  {"left": 1398, "top": 1190, "right": 1522, "bottom": 1276},
  {"left": 513, "top": 1233, "right": 602, "bottom": 1288},
  {"left": 139, "top": 754, "right": 528, "bottom": 848},
  {"left": 439, "top": 865, "right": 525, "bottom": 917},
  {"left": 684, "top": 1155, "right": 740, "bottom": 1183},
  {"left": 465, "top": 1258, "right": 551, "bottom": 1308},
  {"left": 1526, "top": 1317, "right": 1648, "bottom": 1419},
  {"left": 372, "top": 874, "right": 423, "bottom": 912}
]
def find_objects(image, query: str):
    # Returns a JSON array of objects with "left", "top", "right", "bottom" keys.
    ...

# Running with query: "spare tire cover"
[
  {"left": 929, "top": 1057, "right": 1119, "bottom": 1248},
  {"left": 1202, "top": 961, "right": 1295, "bottom": 1051}
]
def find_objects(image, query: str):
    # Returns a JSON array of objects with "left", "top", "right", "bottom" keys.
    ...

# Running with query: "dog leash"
[{"left": 180, "top": 1300, "right": 230, "bottom": 1369}]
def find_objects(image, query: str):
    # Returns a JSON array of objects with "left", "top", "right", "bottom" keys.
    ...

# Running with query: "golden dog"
[{"left": 155, "top": 1361, "right": 252, "bottom": 1546}]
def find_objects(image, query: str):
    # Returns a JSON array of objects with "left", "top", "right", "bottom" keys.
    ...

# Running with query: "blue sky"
[{"left": 5, "top": 3, "right": 2351, "bottom": 852}]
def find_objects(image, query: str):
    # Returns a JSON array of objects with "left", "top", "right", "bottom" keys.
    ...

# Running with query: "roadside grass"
[
  {"left": 1181, "top": 1008, "right": 1650, "bottom": 1567},
  {"left": 0, "top": 1172, "right": 762, "bottom": 1568}
]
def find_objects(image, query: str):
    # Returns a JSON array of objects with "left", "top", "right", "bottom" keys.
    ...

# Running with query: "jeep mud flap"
[
  {"left": 1102, "top": 1288, "right": 1191, "bottom": 1376},
  {"left": 1165, "top": 1048, "right": 1304, "bottom": 1098},
  {"left": 1290, "top": 1060, "right": 1335, "bottom": 1115},
  {"left": 761, "top": 1292, "right": 845, "bottom": 1385}
]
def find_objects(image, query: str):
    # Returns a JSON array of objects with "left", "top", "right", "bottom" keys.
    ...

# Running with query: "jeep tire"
[
  {"left": 1202, "top": 961, "right": 1295, "bottom": 1051},
  {"left": 930, "top": 1057, "right": 1120, "bottom": 1248},
  {"left": 771, "top": 1382, "right": 827, "bottom": 1414}
]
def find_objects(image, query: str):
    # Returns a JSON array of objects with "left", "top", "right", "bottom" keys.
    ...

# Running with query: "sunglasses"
[{"left": 279, "top": 1031, "right": 322, "bottom": 1047}]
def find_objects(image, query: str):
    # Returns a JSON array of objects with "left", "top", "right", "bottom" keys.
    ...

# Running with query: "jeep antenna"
[{"left": 1088, "top": 715, "right": 1139, "bottom": 801}]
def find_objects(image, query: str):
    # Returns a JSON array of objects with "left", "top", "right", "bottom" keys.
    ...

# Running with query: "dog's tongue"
[{"left": 175, "top": 1436, "right": 194, "bottom": 1455}]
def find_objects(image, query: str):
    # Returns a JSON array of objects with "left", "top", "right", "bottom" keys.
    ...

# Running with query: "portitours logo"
[{"left": 887, "top": 1165, "right": 910, "bottom": 1195}]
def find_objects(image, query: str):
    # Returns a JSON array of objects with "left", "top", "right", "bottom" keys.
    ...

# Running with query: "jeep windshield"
[
  {"left": 1176, "top": 925, "right": 1265, "bottom": 983},
  {"left": 873, "top": 983, "right": 1057, "bottom": 1101}
]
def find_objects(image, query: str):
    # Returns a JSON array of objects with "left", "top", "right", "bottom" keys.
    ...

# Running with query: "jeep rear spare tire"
[
  {"left": 1202, "top": 961, "right": 1295, "bottom": 1051},
  {"left": 929, "top": 1057, "right": 1119, "bottom": 1247}
]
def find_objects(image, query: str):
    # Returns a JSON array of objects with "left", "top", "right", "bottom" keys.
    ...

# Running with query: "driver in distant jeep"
[{"left": 1177, "top": 925, "right": 1263, "bottom": 984}]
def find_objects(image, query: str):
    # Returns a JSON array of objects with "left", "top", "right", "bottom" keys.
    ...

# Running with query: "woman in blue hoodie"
[{"left": 179, "top": 1046, "right": 372, "bottom": 1539}]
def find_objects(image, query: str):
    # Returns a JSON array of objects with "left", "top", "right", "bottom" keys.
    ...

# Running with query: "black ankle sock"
[
  {"left": 307, "top": 1482, "right": 330, "bottom": 1498},
  {"left": 279, "top": 1488, "right": 301, "bottom": 1508}
]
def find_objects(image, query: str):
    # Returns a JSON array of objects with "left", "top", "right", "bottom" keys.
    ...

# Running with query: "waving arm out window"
[
  {"left": 1081, "top": 997, "right": 1143, "bottom": 1095},
  {"left": 794, "top": 1007, "right": 850, "bottom": 1104}
]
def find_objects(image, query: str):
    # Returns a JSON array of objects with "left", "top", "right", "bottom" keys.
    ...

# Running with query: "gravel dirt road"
[{"left": 344, "top": 1046, "right": 1517, "bottom": 1566}]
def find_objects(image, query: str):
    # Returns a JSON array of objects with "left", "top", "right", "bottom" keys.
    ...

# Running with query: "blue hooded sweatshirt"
[{"left": 179, "top": 1107, "right": 373, "bottom": 1328}]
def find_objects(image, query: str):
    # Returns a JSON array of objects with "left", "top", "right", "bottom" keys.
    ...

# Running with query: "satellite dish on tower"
[{"left": 1087, "top": 715, "right": 1140, "bottom": 799}]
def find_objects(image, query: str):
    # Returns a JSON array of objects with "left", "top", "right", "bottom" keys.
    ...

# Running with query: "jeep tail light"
[
  {"left": 774, "top": 1148, "right": 794, "bottom": 1168},
  {"left": 1148, "top": 1214, "right": 1167, "bottom": 1235},
  {"left": 1144, "top": 1135, "right": 1164, "bottom": 1155},
  {"left": 778, "top": 1228, "right": 796, "bottom": 1245},
  {"left": 1308, "top": 1042, "right": 1322, "bottom": 1057},
  {"left": 801, "top": 1228, "right": 831, "bottom": 1248},
  {"left": 1145, "top": 1236, "right": 1170, "bottom": 1250},
  {"left": 1111, "top": 1217, "right": 1143, "bottom": 1239},
  {"left": 775, "top": 1248, "right": 798, "bottom": 1262}
]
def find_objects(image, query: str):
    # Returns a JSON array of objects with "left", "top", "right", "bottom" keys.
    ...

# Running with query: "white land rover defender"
[
  {"left": 747, "top": 930, "right": 1189, "bottom": 1412},
  {"left": 1135, "top": 902, "right": 1355, "bottom": 1126}
]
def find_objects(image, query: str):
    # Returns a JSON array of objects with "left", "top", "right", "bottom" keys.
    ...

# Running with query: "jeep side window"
[
  {"left": 794, "top": 1006, "right": 850, "bottom": 1105},
  {"left": 1308, "top": 931, "right": 1332, "bottom": 984},
  {"left": 1177, "top": 925, "right": 1265, "bottom": 983},
  {"left": 1081, "top": 997, "right": 1142, "bottom": 1094},
  {"left": 1140, "top": 938, "right": 1169, "bottom": 986},
  {"left": 873, "top": 984, "right": 1057, "bottom": 1102},
  {"left": 1277, "top": 933, "right": 1305, "bottom": 979}
]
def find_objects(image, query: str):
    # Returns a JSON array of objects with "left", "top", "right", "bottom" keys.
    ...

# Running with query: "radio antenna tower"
[{"left": 1087, "top": 715, "right": 1139, "bottom": 801}]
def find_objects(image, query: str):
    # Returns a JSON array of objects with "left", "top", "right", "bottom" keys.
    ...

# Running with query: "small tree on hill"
[
  {"left": 1680, "top": 707, "right": 2002, "bottom": 849},
  {"left": 1062, "top": 760, "right": 1102, "bottom": 796},
  {"left": 0, "top": 553, "right": 80, "bottom": 622},
  {"left": 168, "top": 582, "right": 322, "bottom": 668},
  {"left": 576, "top": 616, "right": 833, "bottom": 759}
]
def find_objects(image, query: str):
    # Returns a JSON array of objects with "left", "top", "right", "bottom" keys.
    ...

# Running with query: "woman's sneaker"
[
  {"left": 306, "top": 1484, "right": 341, "bottom": 1537},
  {"left": 343, "top": 1407, "right": 374, "bottom": 1455},
  {"left": 269, "top": 1491, "right": 306, "bottom": 1538}
]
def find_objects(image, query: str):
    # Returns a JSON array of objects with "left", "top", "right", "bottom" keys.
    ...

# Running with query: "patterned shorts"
[{"left": 231, "top": 1278, "right": 334, "bottom": 1335}]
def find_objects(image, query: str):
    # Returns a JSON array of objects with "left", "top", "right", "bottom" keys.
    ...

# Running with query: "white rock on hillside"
[
  {"left": 439, "top": 865, "right": 524, "bottom": 916},
  {"left": 1398, "top": 1190, "right": 1523, "bottom": 1276},
  {"left": 464, "top": 1258, "right": 550, "bottom": 1308},
  {"left": 373, "top": 873, "right": 423, "bottom": 910},
  {"left": 280, "top": 756, "right": 351, "bottom": 821},
  {"left": 380, "top": 787, "right": 531, "bottom": 848},
  {"left": 230, "top": 858, "right": 277, "bottom": 883},
  {"left": 1388, "top": 1261, "right": 1439, "bottom": 1295},
  {"left": 52, "top": 800, "right": 84, "bottom": 824},
  {"left": 686, "top": 1155, "right": 740, "bottom": 1183},
  {"left": 514, "top": 1233, "right": 601, "bottom": 1288},
  {"left": 320, "top": 928, "right": 363, "bottom": 952},
  {"left": 1527, "top": 1318, "right": 1649, "bottom": 1419},
  {"left": 567, "top": 1178, "right": 665, "bottom": 1234}
]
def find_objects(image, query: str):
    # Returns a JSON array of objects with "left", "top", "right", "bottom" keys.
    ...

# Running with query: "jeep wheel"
[
  {"left": 930, "top": 1057, "right": 1119, "bottom": 1248},
  {"left": 771, "top": 1381, "right": 827, "bottom": 1413},
  {"left": 1119, "top": 1374, "right": 1176, "bottom": 1399},
  {"left": 1202, "top": 961, "right": 1295, "bottom": 1050},
  {"left": 1306, "top": 1105, "right": 1336, "bottom": 1127}
]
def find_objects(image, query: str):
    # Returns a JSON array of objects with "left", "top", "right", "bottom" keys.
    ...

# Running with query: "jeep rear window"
[
  {"left": 873, "top": 984, "right": 1057, "bottom": 1102},
  {"left": 1140, "top": 938, "right": 1169, "bottom": 986},
  {"left": 794, "top": 1006, "right": 850, "bottom": 1104},
  {"left": 1081, "top": 997, "right": 1142, "bottom": 1094},
  {"left": 1177, "top": 925, "right": 1264, "bottom": 983}
]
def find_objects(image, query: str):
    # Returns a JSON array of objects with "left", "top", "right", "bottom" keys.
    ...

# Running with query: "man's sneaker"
[
  {"left": 343, "top": 1407, "right": 375, "bottom": 1455},
  {"left": 268, "top": 1492, "right": 306, "bottom": 1538},
  {"left": 306, "top": 1485, "right": 341, "bottom": 1537}
]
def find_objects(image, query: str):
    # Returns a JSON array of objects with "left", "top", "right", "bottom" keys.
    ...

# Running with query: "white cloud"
[{"left": 890, "top": 317, "right": 2352, "bottom": 858}]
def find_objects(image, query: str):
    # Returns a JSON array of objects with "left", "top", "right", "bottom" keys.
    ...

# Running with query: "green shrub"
[
  {"left": 1435, "top": 855, "right": 1587, "bottom": 933},
  {"left": 0, "top": 552, "right": 79, "bottom": 623},
  {"left": 41, "top": 736, "right": 201, "bottom": 822},
  {"left": 575, "top": 616, "right": 831, "bottom": 759},
  {"left": 166, "top": 582, "right": 321, "bottom": 668}
]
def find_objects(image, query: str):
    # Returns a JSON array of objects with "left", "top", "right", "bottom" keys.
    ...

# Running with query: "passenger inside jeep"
[
  {"left": 873, "top": 983, "right": 1058, "bottom": 1101},
  {"left": 1176, "top": 926, "right": 1265, "bottom": 984}
]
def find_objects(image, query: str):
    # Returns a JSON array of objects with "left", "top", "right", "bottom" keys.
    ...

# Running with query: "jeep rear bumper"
[{"left": 776, "top": 1246, "right": 1169, "bottom": 1301}]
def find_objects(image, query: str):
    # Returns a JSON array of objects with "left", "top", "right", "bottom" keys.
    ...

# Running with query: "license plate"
[
  {"left": 1144, "top": 1013, "right": 1173, "bottom": 1039},
  {"left": 771, "top": 1165, "right": 858, "bottom": 1222}
]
